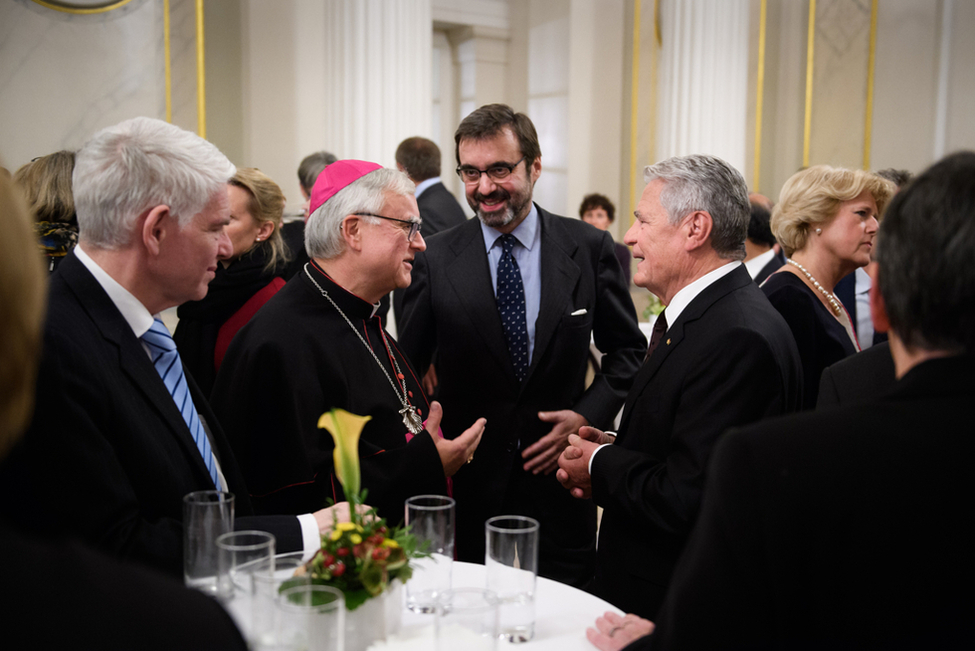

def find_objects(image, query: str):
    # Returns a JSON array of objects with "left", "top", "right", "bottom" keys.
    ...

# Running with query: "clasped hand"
[{"left": 555, "top": 426, "right": 613, "bottom": 499}]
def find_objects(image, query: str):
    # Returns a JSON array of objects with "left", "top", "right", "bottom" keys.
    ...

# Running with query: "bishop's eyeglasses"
[{"left": 354, "top": 213, "right": 422, "bottom": 242}]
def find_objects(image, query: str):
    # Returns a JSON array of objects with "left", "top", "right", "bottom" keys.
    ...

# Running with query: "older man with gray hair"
[
  {"left": 557, "top": 154, "right": 802, "bottom": 618},
  {"left": 212, "top": 160, "right": 484, "bottom": 523},
  {"left": 0, "top": 117, "right": 350, "bottom": 578}
]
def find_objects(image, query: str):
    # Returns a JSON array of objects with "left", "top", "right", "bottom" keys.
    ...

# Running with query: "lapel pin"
[{"left": 666, "top": 338, "right": 671, "bottom": 345}]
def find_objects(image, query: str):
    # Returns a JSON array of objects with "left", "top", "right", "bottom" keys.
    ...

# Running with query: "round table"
[
  {"left": 398, "top": 561, "right": 621, "bottom": 650},
  {"left": 224, "top": 559, "right": 621, "bottom": 650}
]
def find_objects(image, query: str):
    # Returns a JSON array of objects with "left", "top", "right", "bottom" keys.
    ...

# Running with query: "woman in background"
[
  {"left": 763, "top": 165, "right": 893, "bottom": 409},
  {"left": 174, "top": 167, "right": 290, "bottom": 395},
  {"left": 580, "top": 192, "right": 631, "bottom": 285},
  {"left": 14, "top": 151, "right": 77, "bottom": 272}
]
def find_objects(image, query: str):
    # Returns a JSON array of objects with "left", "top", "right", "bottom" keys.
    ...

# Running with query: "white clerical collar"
[
  {"left": 414, "top": 177, "right": 440, "bottom": 198},
  {"left": 75, "top": 245, "right": 157, "bottom": 338},
  {"left": 743, "top": 248, "right": 777, "bottom": 280},
  {"left": 663, "top": 261, "right": 742, "bottom": 328}
]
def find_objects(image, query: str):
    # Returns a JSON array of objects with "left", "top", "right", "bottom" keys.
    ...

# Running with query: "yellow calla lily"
[{"left": 318, "top": 409, "right": 371, "bottom": 498}]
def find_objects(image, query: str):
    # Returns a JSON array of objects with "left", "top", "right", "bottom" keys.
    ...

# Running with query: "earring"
[{"left": 815, "top": 228, "right": 822, "bottom": 234}]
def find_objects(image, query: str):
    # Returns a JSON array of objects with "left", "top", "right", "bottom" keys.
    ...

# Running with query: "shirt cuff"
[
  {"left": 588, "top": 443, "right": 613, "bottom": 475},
  {"left": 297, "top": 513, "right": 321, "bottom": 560}
]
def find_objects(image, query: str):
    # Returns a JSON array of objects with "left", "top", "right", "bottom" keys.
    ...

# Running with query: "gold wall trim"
[
  {"left": 31, "top": 0, "right": 133, "bottom": 14},
  {"left": 863, "top": 0, "right": 878, "bottom": 170},
  {"left": 803, "top": 0, "right": 816, "bottom": 168},
  {"left": 649, "top": 0, "right": 659, "bottom": 177},
  {"left": 753, "top": 0, "right": 767, "bottom": 192},
  {"left": 195, "top": 0, "right": 206, "bottom": 138},
  {"left": 164, "top": 0, "right": 171, "bottom": 123},
  {"left": 629, "top": 0, "right": 642, "bottom": 225}
]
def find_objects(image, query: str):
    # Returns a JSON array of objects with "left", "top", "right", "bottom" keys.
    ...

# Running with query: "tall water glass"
[
  {"left": 183, "top": 490, "right": 234, "bottom": 595},
  {"left": 485, "top": 515, "right": 539, "bottom": 643},
  {"left": 435, "top": 588, "right": 499, "bottom": 651},
  {"left": 216, "top": 530, "right": 276, "bottom": 602},
  {"left": 250, "top": 551, "right": 310, "bottom": 645},
  {"left": 405, "top": 494, "right": 455, "bottom": 613},
  {"left": 276, "top": 584, "right": 345, "bottom": 651}
]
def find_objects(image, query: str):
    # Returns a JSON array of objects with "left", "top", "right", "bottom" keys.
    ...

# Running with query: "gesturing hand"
[
  {"left": 521, "top": 410, "right": 588, "bottom": 475},
  {"left": 425, "top": 400, "right": 486, "bottom": 477}
]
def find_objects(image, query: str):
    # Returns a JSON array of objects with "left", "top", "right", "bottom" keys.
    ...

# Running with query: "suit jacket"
[
  {"left": 641, "top": 355, "right": 975, "bottom": 650},
  {"left": 754, "top": 248, "right": 785, "bottom": 285},
  {"left": 416, "top": 181, "right": 467, "bottom": 235},
  {"left": 2, "top": 520, "right": 247, "bottom": 650},
  {"left": 817, "top": 341, "right": 897, "bottom": 408},
  {"left": 0, "top": 253, "right": 300, "bottom": 577},
  {"left": 393, "top": 181, "right": 468, "bottom": 322},
  {"left": 592, "top": 265, "right": 802, "bottom": 618},
  {"left": 400, "top": 205, "right": 645, "bottom": 587}
]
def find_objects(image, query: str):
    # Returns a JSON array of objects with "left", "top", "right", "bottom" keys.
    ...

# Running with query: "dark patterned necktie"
[
  {"left": 497, "top": 234, "right": 529, "bottom": 382},
  {"left": 644, "top": 310, "right": 668, "bottom": 362},
  {"left": 141, "top": 318, "right": 221, "bottom": 489}
]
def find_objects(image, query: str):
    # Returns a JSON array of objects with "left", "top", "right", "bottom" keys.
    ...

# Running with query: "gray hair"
[
  {"left": 644, "top": 154, "right": 749, "bottom": 260},
  {"left": 298, "top": 151, "right": 338, "bottom": 195},
  {"left": 73, "top": 117, "right": 236, "bottom": 249},
  {"left": 305, "top": 168, "right": 415, "bottom": 260}
]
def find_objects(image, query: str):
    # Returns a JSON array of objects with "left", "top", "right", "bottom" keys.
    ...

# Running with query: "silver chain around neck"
[{"left": 303, "top": 264, "right": 424, "bottom": 434}]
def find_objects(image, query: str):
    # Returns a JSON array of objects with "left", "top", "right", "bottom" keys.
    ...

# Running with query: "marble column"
[
  {"left": 320, "top": 0, "right": 433, "bottom": 166},
  {"left": 656, "top": 0, "right": 750, "bottom": 174}
]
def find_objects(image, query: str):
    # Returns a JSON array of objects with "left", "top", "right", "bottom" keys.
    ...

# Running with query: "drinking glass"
[
  {"left": 484, "top": 515, "right": 539, "bottom": 643},
  {"left": 216, "top": 529, "right": 276, "bottom": 605},
  {"left": 435, "top": 588, "right": 499, "bottom": 651},
  {"left": 183, "top": 490, "right": 234, "bottom": 595},
  {"left": 276, "top": 584, "right": 345, "bottom": 651},
  {"left": 405, "top": 494, "right": 455, "bottom": 613},
  {"left": 249, "top": 551, "right": 310, "bottom": 645}
]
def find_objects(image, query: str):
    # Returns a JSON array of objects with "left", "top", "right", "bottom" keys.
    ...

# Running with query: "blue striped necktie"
[
  {"left": 497, "top": 234, "right": 529, "bottom": 382},
  {"left": 141, "top": 318, "right": 221, "bottom": 489}
]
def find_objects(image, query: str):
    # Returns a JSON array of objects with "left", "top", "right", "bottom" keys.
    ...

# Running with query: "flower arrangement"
[{"left": 281, "top": 408, "right": 428, "bottom": 611}]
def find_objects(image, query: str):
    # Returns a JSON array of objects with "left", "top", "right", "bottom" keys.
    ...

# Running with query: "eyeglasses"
[
  {"left": 456, "top": 156, "right": 526, "bottom": 184},
  {"left": 354, "top": 213, "right": 422, "bottom": 242}
]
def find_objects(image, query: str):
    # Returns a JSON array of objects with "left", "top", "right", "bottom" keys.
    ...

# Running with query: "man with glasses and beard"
[{"left": 400, "top": 104, "right": 645, "bottom": 588}]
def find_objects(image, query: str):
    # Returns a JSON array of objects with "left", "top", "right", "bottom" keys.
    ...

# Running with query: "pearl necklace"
[{"left": 785, "top": 258, "right": 843, "bottom": 316}]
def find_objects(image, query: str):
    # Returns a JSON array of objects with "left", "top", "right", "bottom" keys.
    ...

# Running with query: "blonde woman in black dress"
[{"left": 762, "top": 166, "right": 894, "bottom": 409}]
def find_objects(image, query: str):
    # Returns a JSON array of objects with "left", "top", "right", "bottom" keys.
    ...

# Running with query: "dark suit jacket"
[
  {"left": 400, "top": 205, "right": 645, "bottom": 587},
  {"left": 817, "top": 341, "right": 897, "bottom": 407},
  {"left": 416, "top": 181, "right": 467, "bottom": 234},
  {"left": 0, "top": 253, "right": 300, "bottom": 577},
  {"left": 393, "top": 181, "right": 468, "bottom": 322},
  {"left": 592, "top": 265, "right": 802, "bottom": 618},
  {"left": 640, "top": 355, "right": 975, "bottom": 650},
  {"left": 754, "top": 248, "right": 785, "bottom": 285},
  {"left": 2, "top": 520, "right": 247, "bottom": 650}
]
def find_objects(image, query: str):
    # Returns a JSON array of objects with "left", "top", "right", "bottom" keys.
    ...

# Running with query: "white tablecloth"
[
  {"left": 226, "top": 560, "right": 620, "bottom": 650},
  {"left": 399, "top": 561, "right": 620, "bottom": 650}
]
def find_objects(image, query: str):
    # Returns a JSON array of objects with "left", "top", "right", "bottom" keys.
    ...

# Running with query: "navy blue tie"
[
  {"left": 497, "top": 234, "right": 529, "bottom": 382},
  {"left": 141, "top": 318, "right": 221, "bottom": 489}
]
